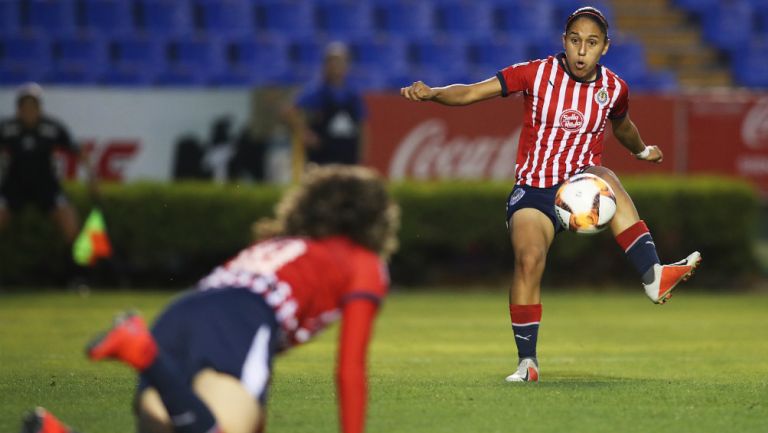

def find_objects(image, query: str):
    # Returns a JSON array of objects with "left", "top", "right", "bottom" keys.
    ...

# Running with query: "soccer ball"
[{"left": 554, "top": 173, "right": 616, "bottom": 234}]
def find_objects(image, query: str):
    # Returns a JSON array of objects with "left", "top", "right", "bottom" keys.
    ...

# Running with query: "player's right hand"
[{"left": 400, "top": 81, "right": 434, "bottom": 101}]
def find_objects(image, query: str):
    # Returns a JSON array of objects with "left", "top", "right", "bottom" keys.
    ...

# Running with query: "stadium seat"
[
  {"left": 48, "top": 34, "right": 108, "bottom": 84},
  {"left": 159, "top": 36, "right": 226, "bottom": 85},
  {"left": 193, "top": 0, "right": 255, "bottom": 36},
  {"left": 673, "top": 0, "right": 719, "bottom": 17},
  {"left": 345, "top": 65, "right": 388, "bottom": 91},
  {"left": 349, "top": 35, "right": 407, "bottom": 74},
  {"left": 701, "top": 0, "right": 753, "bottom": 52},
  {"left": 491, "top": 0, "right": 556, "bottom": 43},
  {"left": 315, "top": 0, "right": 373, "bottom": 38},
  {"left": 24, "top": 0, "right": 77, "bottom": 36},
  {"left": 108, "top": 35, "right": 166, "bottom": 82},
  {"left": 289, "top": 36, "right": 328, "bottom": 77},
  {"left": 0, "top": 0, "right": 20, "bottom": 36},
  {"left": 370, "top": 0, "right": 435, "bottom": 38},
  {"left": 467, "top": 36, "right": 530, "bottom": 77},
  {"left": 0, "top": 33, "right": 52, "bottom": 75},
  {"left": 600, "top": 37, "right": 648, "bottom": 83},
  {"left": 254, "top": 0, "right": 316, "bottom": 37},
  {"left": 433, "top": 0, "right": 493, "bottom": 37},
  {"left": 136, "top": 0, "right": 193, "bottom": 36},
  {"left": 732, "top": 41, "right": 768, "bottom": 87},
  {"left": 81, "top": 0, "right": 135, "bottom": 35},
  {"left": 217, "top": 33, "right": 290, "bottom": 85}
]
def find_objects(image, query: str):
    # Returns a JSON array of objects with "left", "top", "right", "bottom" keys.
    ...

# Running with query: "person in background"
[
  {"left": 289, "top": 42, "right": 368, "bottom": 166},
  {"left": 0, "top": 83, "right": 94, "bottom": 274}
]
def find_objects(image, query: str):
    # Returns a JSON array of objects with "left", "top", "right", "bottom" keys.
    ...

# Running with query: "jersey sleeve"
[
  {"left": 608, "top": 80, "right": 629, "bottom": 120},
  {"left": 341, "top": 249, "right": 389, "bottom": 305},
  {"left": 496, "top": 62, "right": 534, "bottom": 97}
]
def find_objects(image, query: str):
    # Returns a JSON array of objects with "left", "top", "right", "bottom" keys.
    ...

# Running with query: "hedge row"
[{"left": 0, "top": 176, "right": 759, "bottom": 288}]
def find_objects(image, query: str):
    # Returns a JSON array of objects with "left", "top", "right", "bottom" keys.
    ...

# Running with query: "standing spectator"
[
  {"left": 290, "top": 42, "right": 368, "bottom": 166},
  {"left": 0, "top": 84, "right": 93, "bottom": 261}
]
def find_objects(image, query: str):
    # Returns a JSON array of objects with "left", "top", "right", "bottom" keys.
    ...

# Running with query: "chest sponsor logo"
[
  {"left": 595, "top": 88, "right": 610, "bottom": 108},
  {"left": 559, "top": 109, "right": 584, "bottom": 132}
]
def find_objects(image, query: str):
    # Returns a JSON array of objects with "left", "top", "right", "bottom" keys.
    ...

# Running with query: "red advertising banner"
[{"left": 364, "top": 92, "right": 768, "bottom": 196}]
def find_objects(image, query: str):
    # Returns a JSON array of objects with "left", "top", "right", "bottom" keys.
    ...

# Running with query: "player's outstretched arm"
[
  {"left": 400, "top": 77, "right": 502, "bottom": 106},
  {"left": 336, "top": 298, "right": 379, "bottom": 433},
  {"left": 610, "top": 114, "right": 663, "bottom": 163}
]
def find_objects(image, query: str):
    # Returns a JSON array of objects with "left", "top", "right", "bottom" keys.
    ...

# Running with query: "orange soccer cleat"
[
  {"left": 643, "top": 251, "right": 702, "bottom": 304},
  {"left": 20, "top": 407, "right": 76, "bottom": 433},
  {"left": 86, "top": 311, "right": 158, "bottom": 371}
]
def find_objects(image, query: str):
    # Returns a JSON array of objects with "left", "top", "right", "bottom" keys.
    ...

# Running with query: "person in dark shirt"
[
  {"left": 0, "top": 83, "right": 91, "bottom": 245},
  {"left": 289, "top": 42, "right": 368, "bottom": 166}
]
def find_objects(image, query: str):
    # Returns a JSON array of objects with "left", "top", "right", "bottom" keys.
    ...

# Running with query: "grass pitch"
[{"left": 1, "top": 289, "right": 767, "bottom": 433}]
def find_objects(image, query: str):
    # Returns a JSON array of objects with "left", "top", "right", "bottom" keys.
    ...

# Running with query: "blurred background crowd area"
[{"left": 0, "top": 0, "right": 767, "bottom": 90}]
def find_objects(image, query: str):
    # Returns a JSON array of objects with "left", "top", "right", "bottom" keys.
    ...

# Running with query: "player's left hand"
[{"left": 637, "top": 145, "right": 663, "bottom": 163}]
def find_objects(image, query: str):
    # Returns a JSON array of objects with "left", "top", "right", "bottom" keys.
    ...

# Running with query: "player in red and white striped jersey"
[
  {"left": 401, "top": 6, "right": 701, "bottom": 383},
  {"left": 22, "top": 165, "right": 400, "bottom": 433}
]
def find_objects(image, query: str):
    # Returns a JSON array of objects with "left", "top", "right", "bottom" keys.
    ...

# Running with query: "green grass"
[{"left": 1, "top": 289, "right": 767, "bottom": 433}]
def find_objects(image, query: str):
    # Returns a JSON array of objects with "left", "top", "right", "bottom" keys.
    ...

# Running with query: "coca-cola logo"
[
  {"left": 559, "top": 109, "right": 584, "bottom": 132},
  {"left": 388, "top": 120, "right": 520, "bottom": 180},
  {"left": 742, "top": 97, "right": 768, "bottom": 149}
]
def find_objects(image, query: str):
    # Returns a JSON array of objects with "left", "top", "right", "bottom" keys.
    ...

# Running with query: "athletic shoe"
[
  {"left": 86, "top": 311, "right": 157, "bottom": 371},
  {"left": 504, "top": 357, "right": 539, "bottom": 383},
  {"left": 20, "top": 407, "right": 74, "bottom": 433},
  {"left": 643, "top": 251, "right": 702, "bottom": 304}
]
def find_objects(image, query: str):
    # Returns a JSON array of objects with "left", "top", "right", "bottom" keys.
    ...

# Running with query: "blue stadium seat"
[
  {"left": 48, "top": 34, "right": 107, "bottom": 83},
  {"left": 600, "top": 37, "right": 648, "bottom": 83},
  {"left": 315, "top": 0, "right": 373, "bottom": 38},
  {"left": 0, "top": 33, "right": 51, "bottom": 80},
  {"left": 107, "top": 35, "right": 166, "bottom": 83},
  {"left": 371, "top": 0, "right": 435, "bottom": 38},
  {"left": 673, "top": 0, "right": 718, "bottom": 17},
  {"left": 255, "top": 0, "right": 316, "bottom": 37},
  {"left": 433, "top": 0, "right": 493, "bottom": 37},
  {"left": 349, "top": 35, "right": 407, "bottom": 74},
  {"left": 0, "top": 0, "right": 20, "bottom": 36},
  {"left": 491, "top": 0, "right": 556, "bottom": 42},
  {"left": 159, "top": 36, "right": 226, "bottom": 85},
  {"left": 289, "top": 36, "right": 328, "bottom": 78},
  {"left": 217, "top": 33, "right": 290, "bottom": 85},
  {"left": 24, "top": 0, "right": 77, "bottom": 36},
  {"left": 136, "top": 0, "right": 193, "bottom": 36},
  {"left": 408, "top": 37, "right": 468, "bottom": 72},
  {"left": 701, "top": 0, "right": 753, "bottom": 52},
  {"left": 346, "top": 65, "right": 388, "bottom": 91},
  {"left": 81, "top": 0, "right": 135, "bottom": 35},
  {"left": 194, "top": 0, "right": 255, "bottom": 36},
  {"left": 732, "top": 40, "right": 768, "bottom": 87},
  {"left": 467, "top": 36, "right": 530, "bottom": 77}
]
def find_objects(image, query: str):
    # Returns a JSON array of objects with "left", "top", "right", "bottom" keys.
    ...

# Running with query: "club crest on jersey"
[
  {"left": 508, "top": 188, "right": 526, "bottom": 207},
  {"left": 559, "top": 109, "right": 584, "bottom": 132},
  {"left": 595, "top": 88, "right": 610, "bottom": 107}
]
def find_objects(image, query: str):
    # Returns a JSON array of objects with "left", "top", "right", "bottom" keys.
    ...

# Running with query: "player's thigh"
[
  {"left": 193, "top": 369, "right": 263, "bottom": 433},
  {"left": 509, "top": 208, "right": 555, "bottom": 255},
  {"left": 134, "top": 372, "right": 263, "bottom": 433},
  {"left": 135, "top": 388, "right": 173, "bottom": 433}
]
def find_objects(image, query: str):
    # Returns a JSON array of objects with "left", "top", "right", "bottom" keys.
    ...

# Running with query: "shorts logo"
[
  {"left": 595, "top": 88, "right": 610, "bottom": 107},
  {"left": 559, "top": 109, "right": 584, "bottom": 132},
  {"left": 509, "top": 188, "right": 526, "bottom": 207}
]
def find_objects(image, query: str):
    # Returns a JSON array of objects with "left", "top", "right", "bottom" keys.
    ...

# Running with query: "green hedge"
[{"left": 0, "top": 177, "right": 759, "bottom": 288}]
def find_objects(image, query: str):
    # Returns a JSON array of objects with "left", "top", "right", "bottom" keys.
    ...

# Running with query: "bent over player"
[
  {"left": 401, "top": 7, "right": 701, "bottom": 383},
  {"left": 22, "top": 165, "right": 400, "bottom": 433}
]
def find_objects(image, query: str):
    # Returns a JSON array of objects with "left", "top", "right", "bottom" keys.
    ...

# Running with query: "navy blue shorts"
[
  {"left": 505, "top": 184, "right": 564, "bottom": 232},
  {"left": 137, "top": 288, "right": 280, "bottom": 405}
]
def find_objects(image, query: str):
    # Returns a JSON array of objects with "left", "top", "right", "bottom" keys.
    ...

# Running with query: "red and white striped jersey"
[{"left": 496, "top": 53, "right": 629, "bottom": 188}]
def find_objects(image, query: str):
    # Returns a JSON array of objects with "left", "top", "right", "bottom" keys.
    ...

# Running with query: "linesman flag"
[{"left": 73, "top": 208, "right": 113, "bottom": 266}]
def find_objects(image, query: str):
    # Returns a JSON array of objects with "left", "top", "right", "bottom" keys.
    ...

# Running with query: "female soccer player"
[
  {"left": 23, "top": 165, "right": 400, "bottom": 433},
  {"left": 401, "top": 6, "right": 701, "bottom": 383}
]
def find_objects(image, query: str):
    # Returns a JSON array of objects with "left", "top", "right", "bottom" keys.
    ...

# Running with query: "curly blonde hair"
[{"left": 254, "top": 165, "right": 400, "bottom": 258}]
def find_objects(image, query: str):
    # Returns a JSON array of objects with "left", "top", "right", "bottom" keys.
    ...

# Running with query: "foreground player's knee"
[
  {"left": 515, "top": 249, "right": 546, "bottom": 276},
  {"left": 135, "top": 389, "right": 173, "bottom": 433}
]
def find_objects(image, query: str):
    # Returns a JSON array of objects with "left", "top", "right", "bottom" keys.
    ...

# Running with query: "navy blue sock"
[
  {"left": 616, "top": 220, "right": 661, "bottom": 284},
  {"left": 141, "top": 352, "right": 218, "bottom": 433},
  {"left": 509, "top": 304, "right": 542, "bottom": 360}
]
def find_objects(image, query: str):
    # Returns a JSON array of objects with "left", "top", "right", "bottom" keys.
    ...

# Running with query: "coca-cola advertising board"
[{"left": 364, "top": 93, "right": 768, "bottom": 196}]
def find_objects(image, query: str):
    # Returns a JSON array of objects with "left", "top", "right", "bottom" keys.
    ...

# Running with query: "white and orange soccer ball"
[{"left": 554, "top": 173, "right": 617, "bottom": 234}]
